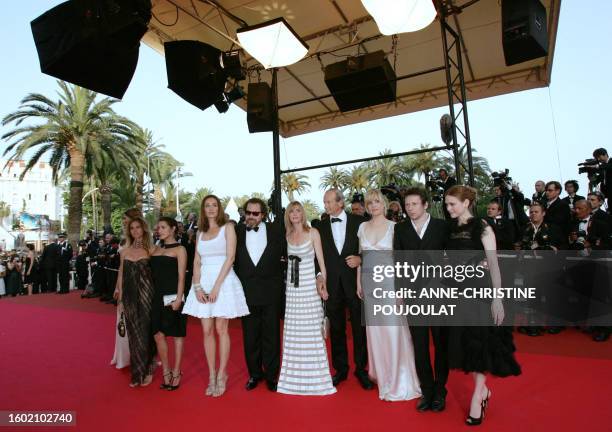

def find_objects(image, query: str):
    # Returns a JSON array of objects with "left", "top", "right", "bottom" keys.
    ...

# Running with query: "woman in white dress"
[
  {"left": 357, "top": 189, "right": 421, "bottom": 401},
  {"left": 183, "top": 195, "right": 249, "bottom": 397},
  {"left": 277, "top": 201, "right": 336, "bottom": 396}
]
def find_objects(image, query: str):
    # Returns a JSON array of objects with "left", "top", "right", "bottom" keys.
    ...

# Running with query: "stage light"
[
  {"left": 213, "top": 85, "right": 245, "bottom": 114},
  {"left": 221, "top": 50, "right": 246, "bottom": 80},
  {"left": 236, "top": 17, "right": 309, "bottom": 69},
  {"left": 361, "top": 0, "right": 437, "bottom": 35}
]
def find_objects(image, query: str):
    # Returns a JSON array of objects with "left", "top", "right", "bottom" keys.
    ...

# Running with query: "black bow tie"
[
  {"left": 246, "top": 226, "right": 259, "bottom": 232},
  {"left": 580, "top": 219, "right": 589, "bottom": 223},
  {"left": 331, "top": 217, "right": 342, "bottom": 223}
]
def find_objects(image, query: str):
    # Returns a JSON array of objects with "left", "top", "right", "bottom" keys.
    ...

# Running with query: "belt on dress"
[{"left": 288, "top": 255, "right": 301, "bottom": 287}]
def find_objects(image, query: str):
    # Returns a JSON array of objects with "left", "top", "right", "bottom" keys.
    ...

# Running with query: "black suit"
[
  {"left": 393, "top": 216, "right": 450, "bottom": 400},
  {"left": 234, "top": 222, "right": 285, "bottom": 383},
  {"left": 57, "top": 241, "right": 73, "bottom": 293},
  {"left": 545, "top": 198, "right": 572, "bottom": 241},
  {"left": 561, "top": 194, "right": 585, "bottom": 210},
  {"left": 40, "top": 242, "right": 60, "bottom": 293},
  {"left": 317, "top": 212, "right": 368, "bottom": 376}
]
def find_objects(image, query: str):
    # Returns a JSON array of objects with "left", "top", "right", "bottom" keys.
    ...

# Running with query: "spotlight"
[
  {"left": 236, "top": 17, "right": 309, "bottom": 69},
  {"left": 221, "top": 50, "right": 245, "bottom": 81},
  {"left": 214, "top": 99, "right": 230, "bottom": 113},
  {"left": 225, "top": 85, "right": 245, "bottom": 104}
]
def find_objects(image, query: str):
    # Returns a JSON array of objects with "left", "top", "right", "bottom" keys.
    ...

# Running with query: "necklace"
[
  {"left": 133, "top": 239, "right": 143, "bottom": 249},
  {"left": 161, "top": 242, "right": 180, "bottom": 249}
]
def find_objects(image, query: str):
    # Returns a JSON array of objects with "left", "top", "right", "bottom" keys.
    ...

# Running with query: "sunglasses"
[{"left": 245, "top": 211, "right": 261, "bottom": 216}]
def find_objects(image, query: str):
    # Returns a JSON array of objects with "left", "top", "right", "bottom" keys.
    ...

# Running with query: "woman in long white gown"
[{"left": 357, "top": 189, "right": 421, "bottom": 401}]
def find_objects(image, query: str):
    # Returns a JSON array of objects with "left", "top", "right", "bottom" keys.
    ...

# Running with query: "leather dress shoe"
[
  {"left": 547, "top": 326, "right": 564, "bottom": 334},
  {"left": 593, "top": 331, "right": 610, "bottom": 342},
  {"left": 431, "top": 394, "right": 446, "bottom": 412},
  {"left": 266, "top": 380, "right": 278, "bottom": 392},
  {"left": 416, "top": 396, "right": 431, "bottom": 412},
  {"left": 245, "top": 377, "right": 260, "bottom": 391},
  {"left": 332, "top": 373, "right": 348, "bottom": 387},
  {"left": 355, "top": 372, "right": 374, "bottom": 390}
]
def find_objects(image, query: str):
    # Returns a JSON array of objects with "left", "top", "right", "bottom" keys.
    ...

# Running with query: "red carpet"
[{"left": 1, "top": 291, "right": 611, "bottom": 431}]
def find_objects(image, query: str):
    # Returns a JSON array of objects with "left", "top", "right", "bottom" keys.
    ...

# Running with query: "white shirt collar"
[
  {"left": 410, "top": 213, "right": 431, "bottom": 239},
  {"left": 331, "top": 211, "right": 346, "bottom": 222}
]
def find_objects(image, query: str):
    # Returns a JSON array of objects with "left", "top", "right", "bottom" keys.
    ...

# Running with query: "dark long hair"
[{"left": 199, "top": 195, "right": 227, "bottom": 233}]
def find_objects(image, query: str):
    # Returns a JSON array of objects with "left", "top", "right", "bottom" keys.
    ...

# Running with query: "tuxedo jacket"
[
  {"left": 571, "top": 219, "right": 609, "bottom": 250},
  {"left": 592, "top": 208, "right": 611, "bottom": 227},
  {"left": 234, "top": 221, "right": 286, "bottom": 306},
  {"left": 544, "top": 199, "right": 572, "bottom": 235},
  {"left": 58, "top": 242, "right": 73, "bottom": 266},
  {"left": 561, "top": 194, "right": 585, "bottom": 208},
  {"left": 393, "top": 216, "right": 449, "bottom": 251},
  {"left": 485, "top": 217, "right": 518, "bottom": 250},
  {"left": 316, "top": 212, "right": 365, "bottom": 300}
]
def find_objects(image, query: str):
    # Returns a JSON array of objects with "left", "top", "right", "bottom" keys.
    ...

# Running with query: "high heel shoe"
[
  {"left": 160, "top": 371, "right": 173, "bottom": 390},
  {"left": 214, "top": 374, "right": 228, "bottom": 397},
  {"left": 141, "top": 374, "right": 154, "bottom": 387},
  {"left": 167, "top": 371, "right": 183, "bottom": 391},
  {"left": 465, "top": 390, "right": 490, "bottom": 426},
  {"left": 205, "top": 373, "right": 217, "bottom": 396}
]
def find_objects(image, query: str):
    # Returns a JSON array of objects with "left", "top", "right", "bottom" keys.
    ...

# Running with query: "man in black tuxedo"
[
  {"left": 57, "top": 233, "right": 73, "bottom": 294},
  {"left": 561, "top": 180, "right": 585, "bottom": 211},
  {"left": 544, "top": 181, "right": 571, "bottom": 243},
  {"left": 588, "top": 192, "right": 610, "bottom": 227},
  {"left": 438, "top": 169, "right": 456, "bottom": 220},
  {"left": 486, "top": 200, "right": 517, "bottom": 250},
  {"left": 393, "top": 187, "right": 450, "bottom": 413},
  {"left": 234, "top": 198, "right": 285, "bottom": 392},
  {"left": 318, "top": 189, "right": 372, "bottom": 389},
  {"left": 40, "top": 236, "right": 60, "bottom": 293}
]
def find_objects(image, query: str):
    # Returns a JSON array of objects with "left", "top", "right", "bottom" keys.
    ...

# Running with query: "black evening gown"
[
  {"left": 150, "top": 255, "right": 187, "bottom": 337},
  {"left": 122, "top": 258, "right": 157, "bottom": 384},
  {"left": 447, "top": 218, "right": 521, "bottom": 377}
]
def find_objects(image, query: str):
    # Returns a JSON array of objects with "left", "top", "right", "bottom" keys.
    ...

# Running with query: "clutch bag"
[
  {"left": 321, "top": 302, "right": 330, "bottom": 339},
  {"left": 117, "top": 311, "right": 126, "bottom": 338},
  {"left": 163, "top": 294, "right": 185, "bottom": 306}
]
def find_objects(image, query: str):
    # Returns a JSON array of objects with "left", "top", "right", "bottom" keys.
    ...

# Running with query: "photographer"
[
  {"left": 519, "top": 203, "right": 563, "bottom": 251},
  {"left": 561, "top": 180, "right": 585, "bottom": 211},
  {"left": 569, "top": 200, "right": 609, "bottom": 251},
  {"left": 592, "top": 148, "right": 612, "bottom": 202},
  {"left": 587, "top": 192, "right": 610, "bottom": 226},
  {"left": 381, "top": 184, "right": 404, "bottom": 222},
  {"left": 492, "top": 170, "right": 529, "bottom": 234},
  {"left": 350, "top": 193, "right": 370, "bottom": 219},
  {"left": 485, "top": 200, "right": 517, "bottom": 250},
  {"left": 527, "top": 180, "right": 547, "bottom": 207}
]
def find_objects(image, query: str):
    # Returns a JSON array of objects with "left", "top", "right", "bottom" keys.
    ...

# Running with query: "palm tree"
[
  {"left": 319, "top": 166, "right": 349, "bottom": 192},
  {"left": 0, "top": 201, "right": 11, "bottom": 227},
  {"left": 301, "top": 199, "right": 322, "bottom": 222},
  {"left": 441, "top": 146, "right": 491, "bottom": 185},
  {"left": 346, "top": 165, "right": 371, "bottom": 194},
  {"left": 281, "top": 173, "right": 311, "bottom": 202},
  {"left": 183, "top": 187, "right": 215, "bottom": 216},
  {"left": 149, "top": 153, "right": 180, "bottom": 219},
  {"left": 2, "top": 81, "right": 136, "bottom": 247},
  {"left": 367, "top": 149, "right": 411, "bottom": 188},
  {"left": 406, "top": 144, "right": 440, "bottom": 183}
]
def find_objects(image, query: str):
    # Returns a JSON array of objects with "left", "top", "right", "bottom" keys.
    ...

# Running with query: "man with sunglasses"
[
  {"left": 234, "top": 198, "right": 285, "bottom": 392},
  {"left": 544, "top": 181, "right": 571, "bottom": 242}
]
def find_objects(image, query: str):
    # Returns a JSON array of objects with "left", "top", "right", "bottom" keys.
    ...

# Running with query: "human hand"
[
  {"left": 113, "top": 289, "right": 120, "bottom": 300},
  {"left": 345, "top": 255, "right": 361, "bottom": 268},
  {"left": 319, "top": 284, "right": 329, "bottom": 301},
  {"left": 195, "top": 289, "right": 208, "bottom": 304},
  {"left": 171, "top": 299, "right": 182, "bottom": 311},
  {"left": 491, "top": 299, "right": 504, "bottom": 326},
  {"left": 208, "top": 287, "right": 220, "bottom": 303},
  {"left": 356, "top": 284, "right": 364, "bottom": 300}
]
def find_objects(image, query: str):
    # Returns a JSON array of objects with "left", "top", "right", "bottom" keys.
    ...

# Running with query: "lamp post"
[{"left": 175, "top": 166, "right": 182, "bottom": 222}]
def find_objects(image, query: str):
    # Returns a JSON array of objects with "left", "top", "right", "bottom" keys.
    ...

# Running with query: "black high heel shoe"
[
  {"left": 167, "top": 371, "right": 183, "bottom": 391},
  {"left": 466, "top": 390, "right": 490, "bottom": 426},
  {"left": 160, "top": 371, "right": 173, "bottom": 390}
]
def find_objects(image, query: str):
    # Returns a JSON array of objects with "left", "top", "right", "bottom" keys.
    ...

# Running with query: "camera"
[
  {"left": 380, "top": 184, "right": 401, "bottom": 203},
  {"left": 578, "top": 158, "right": 604, "bottom": 186},
  {"left": 491, "top": 169, "right": 513, "bottom": 190},
  {"left": 424, "top": 172, "right": 444, "bottom": 202},
  {"left": 351, "top": 193, "right": 364, "bottom": 204},
  {"left": 569, "top": 230, "right": 588, "bottom": 250}
]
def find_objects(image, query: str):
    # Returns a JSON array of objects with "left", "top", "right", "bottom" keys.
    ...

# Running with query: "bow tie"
[
  {"left": 580, "top": 219, "right": 589, "bottom": 224},
  {"left": 331, "top": 217, "right": 342, "bottom": 223},
  {"left": 246, "top": 226, "right": 259, "bottom": 232}
]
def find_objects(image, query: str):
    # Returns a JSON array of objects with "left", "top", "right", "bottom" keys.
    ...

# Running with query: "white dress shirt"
[
  {"left": 246, "top": 222, "right": 267, "bottom": 266},
  {"left": 330, "top": 211, "right": 346, "bottom": 254},
  {"left": 578, "top": 215, "right": 591, "bottom": 234},
  {"left": 410, "top": 214, "right": 431, "bottom": 240}
]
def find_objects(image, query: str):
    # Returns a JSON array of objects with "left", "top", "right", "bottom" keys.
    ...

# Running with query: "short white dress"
[{"left": 183, "top": 225, "right": 249, "bottom": 319}]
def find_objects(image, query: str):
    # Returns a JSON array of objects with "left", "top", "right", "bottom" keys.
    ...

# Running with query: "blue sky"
[{"left": 1, "top": 1, "right": 610, "bottom": 208}]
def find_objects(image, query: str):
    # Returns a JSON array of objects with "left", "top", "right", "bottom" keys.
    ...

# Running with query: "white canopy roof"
[{"left": 142, "top": 0, "right": 561, "bottom": 137}]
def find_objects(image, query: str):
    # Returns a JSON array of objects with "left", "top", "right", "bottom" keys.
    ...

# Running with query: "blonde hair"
[
  {"left": 365, "top": 189, "right": 389, "bottom": 215},
  {"left": 125, "top": 216, "right": 153, "bottom": 252},
  {"left": 284, "top": 201, "right": 311, "bottom": 236}
]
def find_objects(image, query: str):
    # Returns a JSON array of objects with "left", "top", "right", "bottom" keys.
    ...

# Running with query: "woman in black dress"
[
  {"left": 5, "top": 256, "right": 23, "bottom": 297},
  {"left": 150, "top": 217, "right": 187, "bottom": 391},
  {"left": 114, "top": 216, "right": 156, "bottom": 387},
  {"left": 23, "top": 244, "right": 36, "bottom": 295},
  {"left": 445, "top": 185, "right": 521, "bottom": 426}
]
